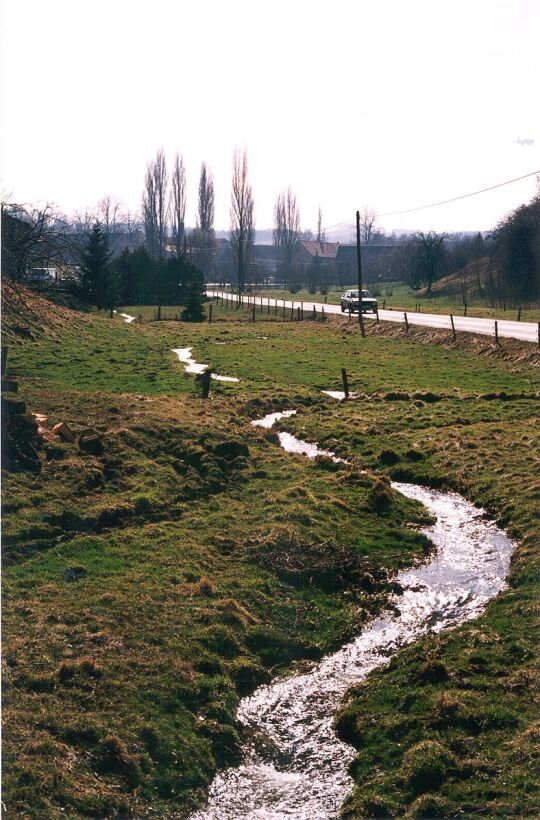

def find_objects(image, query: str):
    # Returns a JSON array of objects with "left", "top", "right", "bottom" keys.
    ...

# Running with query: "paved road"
[{"left": 208, "top": 291, "right": 538, "bottom": 344}]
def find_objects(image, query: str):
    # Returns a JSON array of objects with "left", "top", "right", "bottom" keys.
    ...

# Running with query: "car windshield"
[{"left": 347, "top": 290, "right": 373, "bottom": 298}]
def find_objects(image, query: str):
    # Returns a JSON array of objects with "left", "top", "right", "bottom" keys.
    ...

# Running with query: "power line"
[
  {"left": 169, "top": 169, "right": 540, "bottom": 250},
  {"left": 323, "top": 169, "right": 540, "bottom": 232}
]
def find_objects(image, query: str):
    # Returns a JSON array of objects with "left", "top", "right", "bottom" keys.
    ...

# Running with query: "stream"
[{"left": 192, "top": 412, "right": 515, "bottom": 819}]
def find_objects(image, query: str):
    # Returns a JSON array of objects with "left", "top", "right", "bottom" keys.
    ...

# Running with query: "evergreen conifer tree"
[{"left": 80, "top": 223, "right": 115, "bottom": 310}]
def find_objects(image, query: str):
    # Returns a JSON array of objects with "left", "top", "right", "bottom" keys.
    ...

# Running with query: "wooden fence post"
[
  {"left": 517, "top": 307, "right": 522, "bottom": 322},
  {"left": 494, "top": 320, "right": 499, "bottom": 345},
  {"left": 404, "top": 312, "right": 409, "bottom": 331},
  {"left": 375, "top": 306, "right": 379, "bottom": 324},
  {"left": 341, "top": 368, "right": 350, "bottom": 399},
  {"left": 252, "top": 304, "right": 256, "bottom": 323},
  {"left": 201, "top": 369, "right": 211, "bottom": 399},
  {"left": 383, "top": 299, "right": 386, "bottom": 309},
  {"left": 208, "top": 304, "right": 213, "bottom": 323},
  {"left": 450, "top": 314, "right": 456, "bottom": 341}
]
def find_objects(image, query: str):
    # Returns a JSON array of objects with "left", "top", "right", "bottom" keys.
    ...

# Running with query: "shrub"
[
  {"left": 57, "top": 656, "right": 102, "bottom": 683},
  {"left": 93, "top": 734, "right": 142, "bottom": 788},
  {"left": 368, "top": 477, "right": 394, "bottom": 512},
  {"left": 134, "top": 495, "right": 153, "bottom": 515},
  {"left": 406, "top": 793, "right": 453, "bottom": 817},
  {"left": 344, "top": 789, "right": 393, "bottom": 818},
  {"left": 402, "top": 740, "right": 456, "bottom": 794},
  {"left": 419, "top": 658, "right": 449, "bottom": 683},
  {"left": 378, "top": 449, "right": 400, "bottom": 466}
]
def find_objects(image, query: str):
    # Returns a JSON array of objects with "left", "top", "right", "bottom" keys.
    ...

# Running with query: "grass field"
[
  {"left": 246, "top": 282, "right": 540, "bottom": 322},
  {"left": 3, "top": 288, "right": 539, "bottom": 817}
]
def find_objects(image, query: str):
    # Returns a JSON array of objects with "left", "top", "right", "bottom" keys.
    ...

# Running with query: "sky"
[{"left": 1, "top": 0, "right": 540, "bottom": 236}]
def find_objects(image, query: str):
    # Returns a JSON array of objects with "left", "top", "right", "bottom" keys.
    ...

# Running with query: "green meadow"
[{"left": 3, "top": 292, "right": 539, "bottom": 817}]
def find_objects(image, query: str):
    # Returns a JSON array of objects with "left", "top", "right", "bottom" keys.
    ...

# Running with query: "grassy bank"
[{"left": 3, "top": 288, "right": 539, "bottom": 817}]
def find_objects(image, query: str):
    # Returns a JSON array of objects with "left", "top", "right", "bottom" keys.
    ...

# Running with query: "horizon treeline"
[{"left": 1, "top": 153, "right": 538, "bottom": 304}]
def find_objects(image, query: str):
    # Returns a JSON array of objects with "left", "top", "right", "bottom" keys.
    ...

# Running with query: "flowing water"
[
  {"left": 172, "top": 347, "right": 240, "bottom": 382},
  {"left": 113, "top": 310, "right": 136, "bottom": 324},
  {"left": 252, "top": 411, "right": 346, "bottom": 463},
  {"left": 321, "top": 390, "right": 358, "bottom": 401},
  {"left": 192, "top": 411, "right": 515, "bottom": 820}
]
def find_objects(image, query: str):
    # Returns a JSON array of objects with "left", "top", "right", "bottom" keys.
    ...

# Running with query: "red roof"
[{"left": 296, "top": 240, "right": 339, "bottom": 259}]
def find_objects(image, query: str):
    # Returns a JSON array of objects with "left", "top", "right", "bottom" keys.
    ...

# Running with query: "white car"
[{"left": 340, "top": 289, "right": 378, "bottom": 313}]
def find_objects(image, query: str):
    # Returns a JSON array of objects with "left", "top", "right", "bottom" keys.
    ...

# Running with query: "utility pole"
[{"left": 356, "top": 210, "right": 366, "bottom": 338}]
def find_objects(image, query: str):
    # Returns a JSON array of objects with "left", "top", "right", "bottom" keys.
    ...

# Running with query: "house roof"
[
  {"left": 336, "top": 243, "right": 402, "bottom": 260},
  {"left": 296, "top": 240, "right": 339, "bottom": 259}
]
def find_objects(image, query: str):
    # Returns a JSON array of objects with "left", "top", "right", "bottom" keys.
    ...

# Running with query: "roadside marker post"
[
  {"left": 404, "top": 312, "right": 409, "bottom": 331},
  {"left": 450, "top": 314, "right": 456, "bottom": 341},
  {"left": 494, "top": 320, "right": 499, "bottom": 345}
]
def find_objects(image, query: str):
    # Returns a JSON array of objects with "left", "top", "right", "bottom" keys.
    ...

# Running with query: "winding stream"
[
  {"left": 172, "top": 347, "right": 240, "bottom": 382},
  {"left": 192, "top": 411, "right": 515, "bottom": 820}
]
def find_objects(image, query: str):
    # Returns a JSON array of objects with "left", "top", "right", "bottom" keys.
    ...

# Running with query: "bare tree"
[
  {"left": 142, "top": 149, "right": 168, "bottom": 256},
  {"left": 407, "top": 231, "right": 447, "bottom": 294},
  {"left": 124, "top": 209, "right": 143, "bottom": 239},
  {"left": 73, "top": 208, "right": 95, "bottom": 236},
  {"left": 98, "top": 195, "right": 122, "bottom": 235},
  {"left": 193, "top": 163, "right": 216, "bottom": 276},
  {"left": 360, "top": 206, "right": 377, "bottom": 245},
  {"left": 230, "top": 149, "right": 255, "bottom": 293},
  {"left": 274, "top": 187, "right": 300, "bottom": 270},
  {"left": 316, "top": 206, "right": 326, "bottom": 244},
  {"left": 170, "top": 153, "right": 187, "bottom": 255},
  {"left": 1, "top": 201, "right": 76, "bottom": 282}
]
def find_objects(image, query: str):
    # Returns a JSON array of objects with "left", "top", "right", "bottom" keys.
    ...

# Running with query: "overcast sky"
[{"left": 1, "top": 0, "right": 539, "bottom": 236}]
